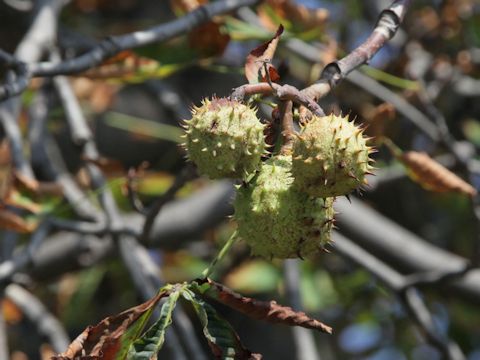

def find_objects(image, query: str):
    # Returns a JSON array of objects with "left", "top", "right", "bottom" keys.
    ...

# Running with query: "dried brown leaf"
[
  {"left": 364, "top": 102, "right": 396, "bottom": 139},
  {"left": 245, "top": 25, "right": 284, "bottom": 84},
  {"left": 170, "top": 0, "right": 229, "bottom": 57},
  {"left": 2, "top": 298, "right": 23, "bottom": 324},
  {"left": 0, "top": 209, "right": 35, "bottom": 233},
  {"left": 81, "top": 156, "right": 125, "bottom": 177},
  {"left": 401, "top": 151, "right": 477, "bottom": 197},
  {"left": 52, "top": 290, "right": 168, "bottom": 360},
  {"left": 193, "top": 278, "right": 332, "bottom": 334},
  {"left": 265, "top": 0, "right": 329, "bottom": 31},
  {"left": 0, "top": 140, "right": 13, "bottom": 200},
  {"left": 188, "top": 21, "right": 230, "bottom": 57},
  {"left": 14, "top": 170, "right": 40, "bottom": 192},
  {"left": 81, "top": 50, "right": 159, "bottom": 80},
  {"left": 170, "top": 0, "right": 208, "bottom": 14},
  {"left": 4, "top": 189, "right": 42, "bottom": 214},
  {"left": 71, "top": 78, "right": 118, "bottom": 113}
]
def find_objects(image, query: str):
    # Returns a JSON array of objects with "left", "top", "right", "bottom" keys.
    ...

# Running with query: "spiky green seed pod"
[
  {"left": 182, "top": 98, "right": 266, "bottom": 179},
  {"left": 292, "top": 114, "right": 374, "bottom": 197},
  {"left": 234, "top": 155, "right": 335, "bottom": 259}
]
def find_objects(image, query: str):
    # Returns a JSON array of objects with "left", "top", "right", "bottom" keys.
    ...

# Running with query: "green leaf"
[
  {"left": 104, "top": 111, "right": 183, "bottom": 143},
  {"left": 182, "top": 289, "right": 256, "bottom": 359},
  {"left": 114, "top": 302, "right": 158, "bottom": 360},
  {"left": 127, "top": 291, "right": 180, "bottom": 360},
  {"left": 361, "top": 65, "right": 420, "bottom": 90},
  {"left": 462, "top": 118, "right": 480, "bottom": 147},
  {"left": 224, "top": 260, "right": 281, "bottom": 294},
  {"left": 222, "top": 17, "right": 273, "bottom": 41}
]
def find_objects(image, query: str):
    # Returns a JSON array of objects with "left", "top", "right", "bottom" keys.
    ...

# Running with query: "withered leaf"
[
  {"left": 364, "top": 102, "right": 396, "bottom": 139},
  {"left": 170, "top": 0, "right": 208, "bottom": 14},
  {"left": 245, "top": 25, "right": 284, "bottom": 84},
  {"left": 191, "top": 278, "right": 332, "bottom": 334},
  {"left": 80, "top": 50, "right": 160, "bottom": 80},
  {"left": 401, "top": 151, "right": 477, "bottom": 197},
  {"left": 170, "top": 0, "right": 230, "bottom": 58},
  {"left": 52, "top": 290, "right": 168, "bottom": 360},
  {"left": 0, "top": 209, "right": 35, "bottom": 233},
  {"left": 14, "top": 169, "right": 40, "bottom": 192},
  {"left": 71, "top": 77, "right": 118, "bottom": 113},
  {"left": 261, "top": 0, "right": 329, "bottom": 31},
  {"left": 0, "top": 139, "right": 13, "bottom": 200},
  {"left": 188, "top": 21, "right": 231, "bottom": 58}
]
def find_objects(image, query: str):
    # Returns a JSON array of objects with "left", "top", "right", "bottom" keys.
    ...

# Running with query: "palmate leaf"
[
  {"left": 127, "top": 291, "right": 180, "bottom": 360},
  {"left": 53, "top": 289, "right": 169, "bottom": 360},
  {"left": 113, "top": 304, "right": 157, "bottom": 360},
  {"left": 182, "top": 289, "right": 261, "bottom": 360}
]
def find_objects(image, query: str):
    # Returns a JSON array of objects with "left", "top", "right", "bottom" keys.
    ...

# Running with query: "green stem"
[
  {"left": 201, "top": 230, "right": 238, "bottom": 279},
  {"left": 382, "top": 136, "right": 404, "bottom": 159}
]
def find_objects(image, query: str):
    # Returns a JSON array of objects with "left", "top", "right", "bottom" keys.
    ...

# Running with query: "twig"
[
  {"left": 333, "top": 196, "right": 480, "bottom": 299},
  {"left": 201, "top": 230, "right": 238, "bottom": 279},
  {"left": 278, "top": 100, "right": 295, "bottom": 154},
  {"left": 27, "top": 82, "right": 103, "bottom": 221},
  {"left": 0, "top": 296, "right": 8, "bottom": 360},
  {"left": 117, "top": 237, "right": 189, "bottom": 360},
  {"left": 236, "top": 7, "right": 440, "bottom": 141},
  {"left": 28, "top": 82, "right": 57, "bottom": 180},
  {"left": 0, "top": 0, "right": 260, "bottom": 100},
  {"left": 333, "top": 232, "right": 465, "bottom": 360},
  {"left": 414, "top": 82, "right": 480, "bottom": 266},
  {"left": 145, "top": 81, "right": 192, "bottom": 120},
  {"left": 48, "top": 217, "right": 107, "bottom": 235},
  {"left": 0, "top": 101, "right": 37, "bottom": 189},
  {"left": 231, "top": 82, "right": 325, "bottom": 116},
  {"left": 118, "top": 236, "right": 207, "bottom": 360},
  {"left": 3, "top": 181, "right": 480, "bottom": 306},
  {"left": 400, "top": 288, "right": 465, "bottom": 360},
  {"left": 0, "top": 50, "right": 28, "bottom": 100},
  {"left": 401, "top": 265, "right": 473, "bottom": 289},
  {"left": 52, "top": 76, "right": 92, "bottom": 146},
  {"left": 302, "top": 0, "right": 412, "bottom": 101},
  {"left": 86, "top": 163, "right": 125, "bottom": 232},
  {"left": 141, "top": 165, "right": 197, "bottom": 242},
  {"left": 50, "top": 45, "right": 206, "bottom": 359},
  {"left": 126, "top": 166, "right": 148, "bottom": 215},
  {"left": 5, "top": 283, "right": 70, "bottom": 353},
  {"left": 283, "top": 260, "right": 320, "bottom": 360},
  {"left": 0, "top": 0, "right": 66, "bottom": 188},
  {"left": 0, "top": 231, "right": 19, "bottom": 263},
  {"left": 346, "top": 70, "right": 439, "bottom": 141},
  {"left": 51, "top": 55, "right": 123, "bottom": 231},
  {"left": 0, "top": 221, "right": 51, "bottom": 286}
]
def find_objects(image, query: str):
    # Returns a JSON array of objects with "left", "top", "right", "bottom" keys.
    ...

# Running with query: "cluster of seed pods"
[{"left": 183, "top": 98, "right": 374, "bottom": 259}]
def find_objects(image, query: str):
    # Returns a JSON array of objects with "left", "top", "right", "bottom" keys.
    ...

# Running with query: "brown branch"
[
  {"left": 231, "top": 83, "right": 325, "bottom": 116},
  {"left": 278, "top": 100, "right": 294, "bottom": 154},
  {"left": 302, "top": 0, "right": 412, "bottom": 101}
]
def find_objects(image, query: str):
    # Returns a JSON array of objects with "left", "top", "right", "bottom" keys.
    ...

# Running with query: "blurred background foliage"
[{"left": 1, "top": 0, "right": 480, "bottom": 359}]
